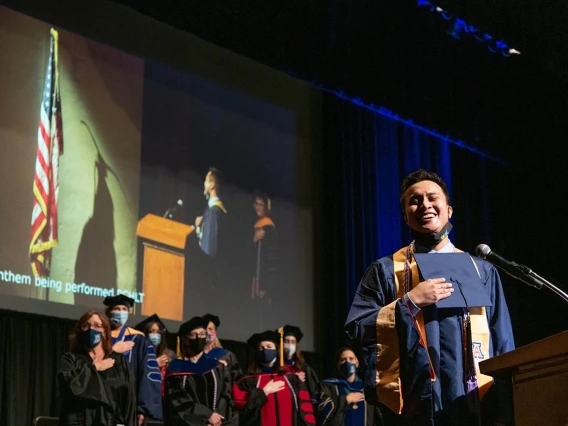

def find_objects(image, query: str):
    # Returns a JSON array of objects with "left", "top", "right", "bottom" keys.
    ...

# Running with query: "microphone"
[
  {"left": 164, "top": 199, "right": 183, "bottom": 219},
  {"left": 475, "top": 244, "right": 544, "bottom": 289}
]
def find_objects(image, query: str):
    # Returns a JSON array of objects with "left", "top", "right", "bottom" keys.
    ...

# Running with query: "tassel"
[
  {"left": 278, "top": 327, "right": 284, "bottom": 367},
  {"left": 176, "top": 336, "right": 182, "bottom": 359},
  {"left": 267, "top": 198, "right": 271, "bottom": 211}
]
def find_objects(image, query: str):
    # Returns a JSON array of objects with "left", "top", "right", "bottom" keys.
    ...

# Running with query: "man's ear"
[{"left": 448, "top": 206, "right": 453, "bottom": 219}]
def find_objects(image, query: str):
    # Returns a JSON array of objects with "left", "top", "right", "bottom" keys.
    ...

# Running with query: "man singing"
[
  {"left": 345, "top": 169, "right": 515, "bottom": 425},
  {"left": 195, "top": 167, "right": 227, "bottom": 258}
]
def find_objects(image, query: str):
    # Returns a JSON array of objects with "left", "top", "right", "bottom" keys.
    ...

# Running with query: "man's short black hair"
[
  {"left": 399, "top": 169, "right": 451, "bottom": 212},
  {"left": 208, "top": 167, "right": 223, "bottom": 188}
]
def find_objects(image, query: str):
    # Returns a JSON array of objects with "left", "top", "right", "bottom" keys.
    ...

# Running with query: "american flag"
[{"left": 30, "top": 29, "right": 64, "bottom": 277}]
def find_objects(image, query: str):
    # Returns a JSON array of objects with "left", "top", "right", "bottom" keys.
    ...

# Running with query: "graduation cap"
[
  {"left": 246, "top": 330, "right": 280, "bottom": 347},
  {"left": 202, "top": 313, "right": 220, "bottom": 329},
  {"left": 414, "top": 252, "right": 492, "bottom": 309},
  {"left": 102, "top": 294, "right": 134, "bottom": 308},
  {"left": 178, "top": 316, "right": 209, "bottom": 337},
  {"left": 282, "top": 325, "right": 304, "bottom": 342},
  {"left": 134, "top": 314, "right": 166, "bottom": 333}
]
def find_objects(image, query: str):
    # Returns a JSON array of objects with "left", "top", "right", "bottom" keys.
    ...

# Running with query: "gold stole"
[
  {"left": 212, "top": 200, "right": 227, "bottom": 214},
  {"left": 375, "top": 247, "right": 493, "bottom": 414}
]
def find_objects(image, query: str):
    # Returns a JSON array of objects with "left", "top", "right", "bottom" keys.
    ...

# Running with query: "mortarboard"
[
  {"left": 202, "top": 313, "right": 220, "bottom": 328},
  {"left": 178, "top": 316, "right": 209, "bottom": 337},
  {"left": 247, "top": 330, "right": 280, "bottom": 347},
  {"left": 414, "top": 252, "right": 492, "bottom": 309},
  {"left": 134, "top": 313, "right": 166, "bottom": 333},
  {"left": 103, "top": 294, "right": 135, "bottom": 308},
  {"left": 282, "top": 325, "right": 304, "bottom": 342}
]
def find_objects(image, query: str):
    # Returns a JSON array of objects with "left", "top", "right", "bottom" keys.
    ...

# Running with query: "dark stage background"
[{"left": 2, "top": 0, "right": 568, "bottom": 424}]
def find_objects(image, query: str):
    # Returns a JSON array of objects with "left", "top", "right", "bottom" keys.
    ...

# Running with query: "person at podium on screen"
[
  {"left": 345, "top": 169, "right": 515, "bottom": 426},
  {"left": 103, "top": 295, "right": 163, "bottom": 425},
  {"left": 194, "top": 167, "right": 227, "bottom": 258},
  {"left": 58, "top": 310, "right": 136, "bottom": 425}
]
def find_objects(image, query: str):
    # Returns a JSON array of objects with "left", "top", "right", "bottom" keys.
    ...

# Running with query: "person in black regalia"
[
  {"left": 58, "top": 310, "right": 136, "bottom": 426},
  {"left": 202, "top": 313, "right": 243, "bottom": 386},
  {"left": 251, "top": 192, "right": 279, "bottom": 303},
  {"left": 164, "top": 316, "right": 237, "bottom": 426},
  {"left": 233, "top": 330, "right": 315, "bottom": 426},
  {"left": 103, "top": 295, "right": 162, "bottom": 424},
  {"left": 313, "top": 347, "right": 383, "bottom": 426},
  {"left": 280, "top": 325, "right": 319, "bottom": 395}
]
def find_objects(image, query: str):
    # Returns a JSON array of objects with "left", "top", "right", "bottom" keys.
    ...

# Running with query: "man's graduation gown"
[
  {"left": 233, "top": 372, "right": 316, "bottom": 426},
  {"left": 199, "top": 201, "right": 227, "bottom": 258},
  {"left": 345, "top": 245, "right": 515, "bottom": 425},
  {"left": 164, "top": 357, "right": 237, "bottom": 426}
]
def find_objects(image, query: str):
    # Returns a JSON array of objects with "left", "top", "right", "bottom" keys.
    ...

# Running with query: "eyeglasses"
[
  {"left": 253, "top": 202, "right": 266, "bottom": 208},
  {"left": 81, "top": 322, "right": 104, "bottom": 331},
  {"left": 187, "top": 332, "right": 206, "bottom": 339}
]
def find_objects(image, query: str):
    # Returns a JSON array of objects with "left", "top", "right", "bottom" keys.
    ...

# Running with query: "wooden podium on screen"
[
  {"left": 479, "top": 330, "right": 568, "bottom": 426},
  {"left": 136, "top": 214, "right": 194, "bottom": 321}
]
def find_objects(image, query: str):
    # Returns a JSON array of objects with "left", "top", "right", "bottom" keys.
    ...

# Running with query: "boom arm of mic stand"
[{"left": 526, "top": 270, "right": 568, "bottom": 303}]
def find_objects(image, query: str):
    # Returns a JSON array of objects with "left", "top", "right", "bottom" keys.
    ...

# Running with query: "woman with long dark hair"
[
  {"left": 135, "top": 314, "right": 176, "bottom": 381},
  {"left": 233, "top": 330, "right": 315, "bottom": 426},
  {"left": 58, "top": 310, "right": 136, "bottom": 425},
  {"left": 281, "top": 325, "right": 320, "bottom": 395}
]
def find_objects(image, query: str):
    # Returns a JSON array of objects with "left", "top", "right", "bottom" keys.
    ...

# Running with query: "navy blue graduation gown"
[
  {"left": 112, "top": 327, "right": 163, "bottom": 420},
  {"left": 345, "top": 249, "right": 515, "bottom": 425}
]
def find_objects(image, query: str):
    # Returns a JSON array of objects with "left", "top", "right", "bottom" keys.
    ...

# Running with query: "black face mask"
[
  {"left": 188, "top": 337, "right": 207, "bottom": 354},
  {"left": 411, "top": 221, "right": 453, "bottom": 248},
  {"left": 79, "top": 329, "right": 103, "bottom": 349}
]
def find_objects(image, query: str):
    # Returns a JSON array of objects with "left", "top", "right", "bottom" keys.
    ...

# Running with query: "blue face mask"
[
  {"left": 340, "top": 361, "right": 357, "bottom": 378},
  {"left": 257, "top": 349, "right": 278, "bottom": 366},
  {"left": 110, "top": 311, "right": 128, "bottom": 326},
  {"left": 148, "top": 333, "right": 161, "bottom": 346},
  {"left": 79, "top": 329, "right": 103, "bottom": 348}
]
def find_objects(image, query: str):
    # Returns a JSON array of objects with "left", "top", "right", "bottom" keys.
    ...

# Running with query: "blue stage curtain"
[{"left": 318, "top": 93, "right": 504, "bottom": 373}]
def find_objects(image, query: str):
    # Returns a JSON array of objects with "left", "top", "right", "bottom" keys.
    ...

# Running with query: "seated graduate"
[
  {"left": 280, "top": 325, "right": 320, "bottom": 395},
  {"left": 58, "top": 310, "right": 136, "bottom": 426},
  {"left": 233, "top": 330, "right": 316, "bottom": 426},
  {"left": 103, "top": 295, "right": 162, "bottom": 424},
  {"left": 164, "top": 316, "right": 237, "bottom": 426},
  {"left": 135, "top": 313, "right": 176, "bottom": 389},
  {"left": 202, "top": 313, "right": 243, "bottom": 385},
  {"left": 313, "top": 347, "right": 383, "bottom": 426}
]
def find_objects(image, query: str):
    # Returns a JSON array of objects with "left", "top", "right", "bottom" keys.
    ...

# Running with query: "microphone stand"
[
  {"left": 517, "top": 263, "right": 568, "bottom": 303},
  {"left": 527, "top": 270, "right": 568, "bottom": 303}
]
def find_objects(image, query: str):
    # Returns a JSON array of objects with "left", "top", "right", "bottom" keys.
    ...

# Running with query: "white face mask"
[{"left": 284, "top": 343, "right": 296, "bottom": 357}]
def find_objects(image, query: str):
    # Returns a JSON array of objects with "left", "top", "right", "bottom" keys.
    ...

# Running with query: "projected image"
[
  {"left": 0, "top": 5, "right": 315, "bottom": 348},
  {"left": 137, "top": 60, "right": 309, "bottom": 341},
  {"left": 0, "top": 7, "right": 143, "bottom": 310}
]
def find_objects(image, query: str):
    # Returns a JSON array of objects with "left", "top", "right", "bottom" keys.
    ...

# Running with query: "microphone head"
[
  {"left": 177, "top": 199, "right": 183, "bottom": 206},
  {"left": 475, "top": 244, "right": 491, "bottom": 259}
]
